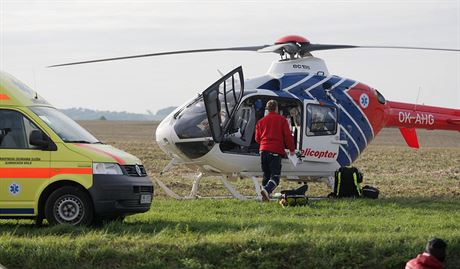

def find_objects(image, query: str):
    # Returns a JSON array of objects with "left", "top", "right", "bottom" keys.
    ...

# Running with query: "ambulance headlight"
[{"left": 93, "top": 163, "right": 123, "bottom": 175}]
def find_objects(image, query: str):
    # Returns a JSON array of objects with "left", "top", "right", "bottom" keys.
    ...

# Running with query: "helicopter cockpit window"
[
  {"left": 202, "top": 66, "right": 244, "bottom": 143},
  {"left": 219, "top": 75, "right": 242, "bottom": 129},
  {"left": 375, "top": 89, "right": 386, "bottom": 104},
  {"left": 174, "top": 97, "right": 211, "bottom": 139},
  {"left": 306, "top": 104, "right": 337, "bottom": 136}
]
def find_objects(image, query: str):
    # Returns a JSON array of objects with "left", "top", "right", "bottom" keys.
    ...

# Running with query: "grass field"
[{"left": 1, "top": 121, "right": 459, "bottom": 269}]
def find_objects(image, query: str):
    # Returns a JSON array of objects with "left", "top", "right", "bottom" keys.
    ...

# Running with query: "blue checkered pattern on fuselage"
[{"left": 257, "top": 73, "right": 375, "bottom": 166}]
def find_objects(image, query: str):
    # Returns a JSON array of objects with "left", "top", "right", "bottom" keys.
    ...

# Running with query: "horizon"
[{"left": 59, "top": 105, "right": 177, "bottom": 115}]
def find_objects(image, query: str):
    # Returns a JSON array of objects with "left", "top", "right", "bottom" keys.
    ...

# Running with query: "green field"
[
  {"left": 0, "top": 121, "right": 459, "bottom": 268},
  {"left": 1, "top": 199, "right": 459, "bottom": 268}
]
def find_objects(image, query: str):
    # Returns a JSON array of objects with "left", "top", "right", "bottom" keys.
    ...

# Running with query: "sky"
[{"left": 1, "top": 0, "right": 459, "bottom": 114}]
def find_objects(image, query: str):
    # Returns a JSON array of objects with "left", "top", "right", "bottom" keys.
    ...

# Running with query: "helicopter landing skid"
[
  {"left": 154, "top": 158, "right": 263, "bottom": 200},
  {"left": 153, "top": 173, "right": 264, "bottom": 200},
  {"left": 153, "top": 175, "right": 182, "bottom": 200}
]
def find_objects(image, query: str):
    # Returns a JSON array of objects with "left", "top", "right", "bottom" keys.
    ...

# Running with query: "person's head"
[
  {"left": 426, "top": 238, "right": 447, "bottom": 262},
  {"left": 266, "top": 100, "right": 278, "bottom": 112}
]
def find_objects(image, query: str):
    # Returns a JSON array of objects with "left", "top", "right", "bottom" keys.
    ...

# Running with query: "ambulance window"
[
  {"left": 0, "top": 109, "right": 40, "bottom": 149},
  {"left": 306, "top": 104, "right": 337, "bottom": 136}
]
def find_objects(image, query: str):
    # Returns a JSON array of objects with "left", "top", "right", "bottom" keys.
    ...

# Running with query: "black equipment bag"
[
  {"left": 332, "top": 166, "right": 363, "bottom": 198},
  {"left": 362, "top": 185, "right": 379, "bottom": 199},
  {"left": 280, "top": 185, "right": 308, "bottom": 196}
]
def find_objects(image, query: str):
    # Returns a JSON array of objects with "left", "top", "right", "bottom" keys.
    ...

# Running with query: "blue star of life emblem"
[
  {"left": 9, "top": 183, "right": 20, "bottom": 195},
  {"left": 359, "top": 93, "right": 369, "bottom": 108}
]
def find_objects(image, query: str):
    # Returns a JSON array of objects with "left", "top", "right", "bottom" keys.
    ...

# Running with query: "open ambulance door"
[
  {"left": 202, "top": 66, "right": 244, "bottom": 143},
  {"left": 301, "top": 100, "right": 344, "bottom": 162}
]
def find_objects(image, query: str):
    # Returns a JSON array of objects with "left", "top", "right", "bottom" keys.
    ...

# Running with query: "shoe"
[{"left": 260, "top": 188, "right": 270, "bottom": 202}]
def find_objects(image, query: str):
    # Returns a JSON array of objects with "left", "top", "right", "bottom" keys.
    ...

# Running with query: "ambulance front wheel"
[{"left": 45, "top": 186, "right": 94, "bottom": 226}]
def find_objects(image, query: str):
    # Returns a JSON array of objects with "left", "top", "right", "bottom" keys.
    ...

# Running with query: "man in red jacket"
[
  {"left": 405, "top": 238, "right": 447, "bottom": 269},
  {"left": 255, "top": 100, "right": 295, "bottom": 202}
]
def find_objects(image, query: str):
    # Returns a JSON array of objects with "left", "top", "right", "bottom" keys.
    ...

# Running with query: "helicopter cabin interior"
[
  {"left": 194, "top": 66, "right": 340, "bottom": 162},
  {"left": 220, "top": 96, "right": 303, "bottom": 155}
]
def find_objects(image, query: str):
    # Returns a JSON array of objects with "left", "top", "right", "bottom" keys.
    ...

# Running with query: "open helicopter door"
[
  {"left": 301, "top": 101, "right": 342, "bottom": 162},
  {"left": 202, "top": 66, "right": 244, "bottom": 143}
]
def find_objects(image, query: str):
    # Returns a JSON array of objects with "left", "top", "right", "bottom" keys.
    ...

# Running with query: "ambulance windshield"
[{"left": 30, "top": 107, "right": 100, "bottom": 144}]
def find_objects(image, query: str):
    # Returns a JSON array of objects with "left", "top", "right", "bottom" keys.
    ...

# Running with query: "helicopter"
[{"left": 50, "top": 35, "right": 460, "bottom": 200}]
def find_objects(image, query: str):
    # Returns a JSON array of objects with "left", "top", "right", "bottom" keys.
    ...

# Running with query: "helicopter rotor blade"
[
  {"left": 257, "top": 43, "right": 297, "bottom": 53},
  {"left": 305, "top": 44, "right": 460, "bottom": 52},
  {"left": 258, "top": 43, "right": 460, "bottom": 55},
  {"left": 48, "top": 45, "right": 269, "bottom": 67},
  {"left": 48, "top": 40, "right": 459, "bottom": 68}
]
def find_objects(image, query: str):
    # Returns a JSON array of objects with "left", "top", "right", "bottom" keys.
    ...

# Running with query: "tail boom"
[{"left": 384, "top": 101, "right": 460, "bottom": 131}]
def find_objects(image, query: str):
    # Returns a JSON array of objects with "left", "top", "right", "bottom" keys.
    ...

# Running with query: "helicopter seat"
[{"left": 228, "top": 106, "right": 256, "bottom": 147}]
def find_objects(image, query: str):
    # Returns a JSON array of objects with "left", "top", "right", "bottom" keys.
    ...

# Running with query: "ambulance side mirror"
[{"left": 30, "top": 130, "right": 57, "bottom": 151}]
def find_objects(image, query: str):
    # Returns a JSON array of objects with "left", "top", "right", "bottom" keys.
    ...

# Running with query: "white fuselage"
[{"left": 156, "top": 57, "right": 361, "bottom": 182}]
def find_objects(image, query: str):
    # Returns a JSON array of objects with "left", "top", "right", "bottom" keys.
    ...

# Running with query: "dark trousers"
[{"left": 261, "top": 151, "right": 282, "bottom": 194}]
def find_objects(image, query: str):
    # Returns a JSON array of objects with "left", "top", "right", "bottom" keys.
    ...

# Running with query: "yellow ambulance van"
[{"left": 0, "top": 71, "right": 153, "bottom": 225}]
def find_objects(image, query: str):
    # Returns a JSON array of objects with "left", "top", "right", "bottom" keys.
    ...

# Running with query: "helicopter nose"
[
  {"left": 155, "top": 115, "right": 178, "bottom": 157},
  {"left": 155, "top": 108, "right": 215, "bottom": 161}
]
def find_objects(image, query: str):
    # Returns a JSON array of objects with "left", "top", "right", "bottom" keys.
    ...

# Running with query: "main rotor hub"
[
  {"left": 258, "top": 35, "right": 313, "bottom": 60},
  {"left": 275, "top": 35, "right": 310, "bottom": 45}
]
